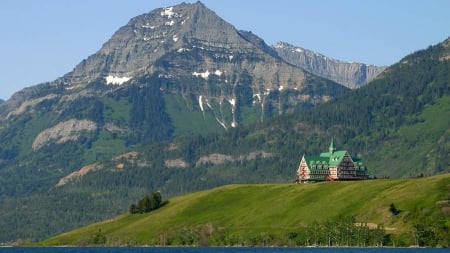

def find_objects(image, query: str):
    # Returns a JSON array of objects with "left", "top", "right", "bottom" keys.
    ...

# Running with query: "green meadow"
[{"left": 41, "top": 173, "right": 450, "bottom": 247}]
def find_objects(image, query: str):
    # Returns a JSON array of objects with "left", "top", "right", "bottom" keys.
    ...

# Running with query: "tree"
[
  {"left": 389, "top": 203, "right": 401, "bottom": 215},
  {"left": 90, "top": 229, "right": 106, "bottom": 245},
  {"left": 130, "top": 192, "right": 164, "bottom": 214},
  {"left": 152, "top": 192, "right": 162, "bottom": 207},
  {"left": 129, "top": 204, "right": 139, "bottom": 214}
]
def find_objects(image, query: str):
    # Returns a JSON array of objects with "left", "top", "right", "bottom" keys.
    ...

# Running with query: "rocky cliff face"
[
  {"left": 273, "top": 42, "right": 386, "bottom": 89},
  {"left": 60, "top": 2, "right": 308, "bottom": 92}
]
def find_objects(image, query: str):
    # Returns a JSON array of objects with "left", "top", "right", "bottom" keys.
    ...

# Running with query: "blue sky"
[{"left": 0, "top": 0, "right": 449, "bottom": 100}]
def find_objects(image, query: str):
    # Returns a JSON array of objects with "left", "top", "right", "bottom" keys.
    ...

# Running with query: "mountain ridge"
[
  {"left": 0, "top": 2, "right": 356, "bottom": 241},
  {"left": 274, "top": 42, "right": 386, "bottom": 88}
]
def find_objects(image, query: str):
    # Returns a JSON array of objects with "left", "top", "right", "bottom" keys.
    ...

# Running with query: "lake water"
[{"left": 0, "top": 247, "right": 446, "bottom": 253}]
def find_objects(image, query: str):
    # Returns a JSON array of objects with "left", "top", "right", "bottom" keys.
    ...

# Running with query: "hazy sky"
[{"left": 1, "top": 0, "right": 449, "bottom": 100}]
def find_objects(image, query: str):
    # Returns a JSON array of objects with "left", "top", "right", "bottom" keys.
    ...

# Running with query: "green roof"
[
  {"left": 303, "top": 140, "right": 365, "bottom": 168},
  {"left": 305, "top": 151, "right": 347, "bottom": 166}
]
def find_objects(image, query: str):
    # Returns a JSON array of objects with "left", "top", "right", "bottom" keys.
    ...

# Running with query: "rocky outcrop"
[
  {"left": 195, "top": 151, "right": 274, "bottom": 167},
  {"left": 165, "top": 159, "right": 189, "bottom": 168},
  {"left": 273, "top": 42, "right": 386, "bottom": 88},
  {"left": 56, "top": 163, "right": 101, "bottom": 187},
  {"left": 440, "top": 37, "right": 450, "bottom": 61},
  {"left": 6, "top": 93, "right": 57, "bottom": 118},
  {"left": 32, "top": 119, "right": 97, "bottom": 151},
  {"left": 56, "top": 151, "right": 139, "bottom": 187},
  {"left": 196, "top": 153, "right": 234, "bottom": 166}
]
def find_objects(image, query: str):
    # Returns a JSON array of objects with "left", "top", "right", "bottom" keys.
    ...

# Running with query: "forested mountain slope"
[{"left": 298, "top": 38, "right": 450, "bottom": 177}]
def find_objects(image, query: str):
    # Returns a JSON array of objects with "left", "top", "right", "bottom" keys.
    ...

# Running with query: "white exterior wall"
[
  {"left": 297, "top": 156, "right": 310, "bottom": 180},
  {"left": 329, "top": 167, "right": 338, "bottom": 180}
]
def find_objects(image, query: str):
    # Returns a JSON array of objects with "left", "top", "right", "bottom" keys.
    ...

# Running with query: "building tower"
[{"left": 329, "top": 138, "right": 335, "bottom": 154}]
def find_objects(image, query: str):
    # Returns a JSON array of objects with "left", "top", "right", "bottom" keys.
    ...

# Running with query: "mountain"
[
  {"left": 0, "top": 1, "right": 351, "bottom": 242},
  {"left": 274, "top": 42, "right": 386, "bottom": 89},
  {"left": 0, "top": 1, "right": 447, "bottom": 243},
  {"left": 28, "top": 37, "right": 448, "bottom": 245},
  {"left": 1, "top": 36, "right": 447, "bottom": 244},
  {"left": 41, "top": 174, "right": 450, "bottom": 247},
  {"left": 0, "top": 2, "right": 347, "bottom": 140},
  {"left": 61, "top": 3, "right": 307, "bottom": 92},
  {"left": 0, "top": 1, "right": 349, "bottom": 178}
]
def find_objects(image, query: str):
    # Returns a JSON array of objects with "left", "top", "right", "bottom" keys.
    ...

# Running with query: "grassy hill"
[{"left": 41, "top": 173, "right": 450, "bottom": 247}]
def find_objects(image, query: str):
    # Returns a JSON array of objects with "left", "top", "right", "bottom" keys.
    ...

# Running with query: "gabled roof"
[
  {"left": 303, "top": 140, "right": 355, "bottom": 167},
  {"left": 303, "top": 155, "right": 328, "bottom": 166},
  {"left": 304, "top": 150, "right": 348, "bottom": 167},
  {"left": 320, "top": 150, "right": 348, "bottom": 166}
]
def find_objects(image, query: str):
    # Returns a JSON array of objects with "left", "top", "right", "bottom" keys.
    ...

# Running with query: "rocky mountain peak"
[
  {"left": 60, "top": 1, "right": 256, "bottom": 88},
  {"left": 53, "top": 0, "right": 317, "bottom": 97}
]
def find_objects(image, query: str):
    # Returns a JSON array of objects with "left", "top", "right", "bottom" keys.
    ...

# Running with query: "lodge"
[{"left": 296, "top": 140, "right": 368, "bottom": 182}]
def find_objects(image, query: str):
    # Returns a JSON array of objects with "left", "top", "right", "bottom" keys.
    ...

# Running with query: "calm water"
[{"left": 0, "top": 247, "right": 446, "bottom": 253}]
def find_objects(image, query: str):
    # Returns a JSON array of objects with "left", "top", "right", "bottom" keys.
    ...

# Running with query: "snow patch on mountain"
[
  {"left": 215, "top": 117, "right": 228, "bottom": 130},
  {"left": 193, "top": 70, "right": 210, "bottom": 79},
  {"left": 165, "top": 20, "right": 175, "bottom": 26},
  {"left": 177, "top": 48, "right": 190, "bottom": 53},
  {"left": 192, "top": 70, "right": 223, "bottom": 80},
  {"left": 161, "top": 7, "right": 175, "bottom": 18},
  {"left": 228, "top": 98, "right": 236, "bottom": 107},
  {"left": 142, "top": 24, "right": 156, "bottom": 29},
  {"left": 253, "top": 93, "right": 261, "bottom": 103},
  {"left": 228, "top": 98, "right": 237, "bottom": 128},
  {"left": 198, "top": 95, "right": 204, "bottom": 112},
  {"left": 105, "top": 76, "right": 132, "bottom": 85}
]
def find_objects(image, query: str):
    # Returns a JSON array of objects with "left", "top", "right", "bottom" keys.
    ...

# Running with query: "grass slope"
[{"left": 42, "top": 174, "right": 450, "bottom": 246}]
